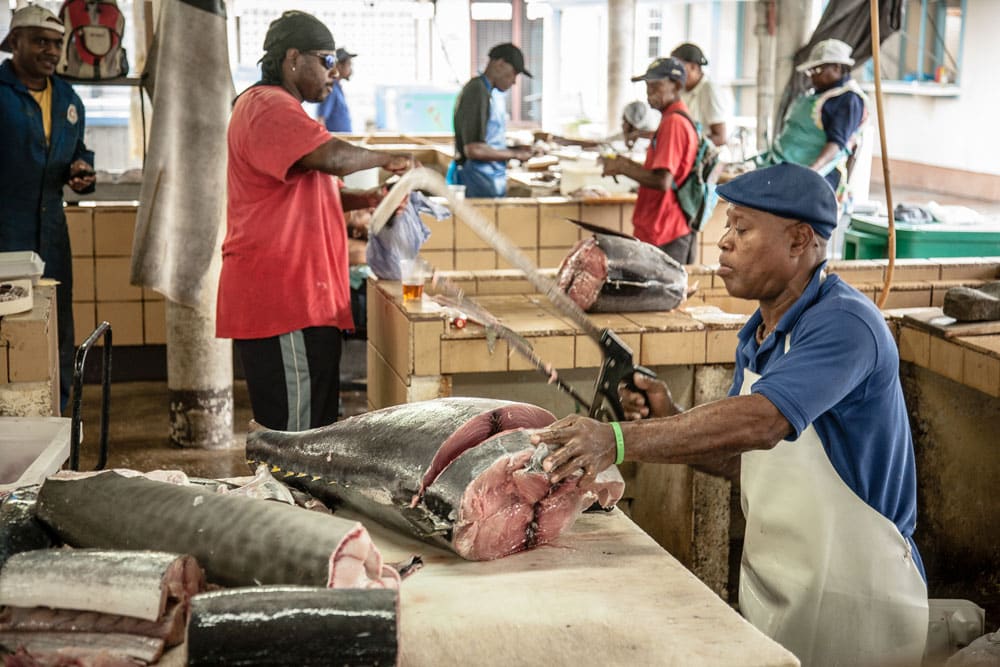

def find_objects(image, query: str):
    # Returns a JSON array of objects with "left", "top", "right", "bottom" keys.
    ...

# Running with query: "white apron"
[{"left": 739, "top": 336, "right": 928, "bottom": 667}]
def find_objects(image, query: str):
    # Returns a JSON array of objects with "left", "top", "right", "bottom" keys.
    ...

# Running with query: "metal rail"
[{"left": 69, "top": 321, "right": 112, "bottom": 471}]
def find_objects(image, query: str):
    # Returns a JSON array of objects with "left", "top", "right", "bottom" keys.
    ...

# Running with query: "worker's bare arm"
[
  {"left": 463, "top": 141, "right": 533, "bottom": 162},
  {"left": 296, "top": 138, "right": 412, "bottom": 177}
]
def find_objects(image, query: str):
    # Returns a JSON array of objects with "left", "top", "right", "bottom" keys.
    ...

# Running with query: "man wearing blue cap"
[{"left": 532, "top": 163, "right": 928, "bottom": 667}]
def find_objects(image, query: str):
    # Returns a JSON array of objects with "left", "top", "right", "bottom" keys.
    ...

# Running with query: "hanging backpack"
[
  {"left": 57, "top": 0, "right": 129, "bottom": 80},
  {"left": 670, "top": 110, "right": 721, "bottom": 233}
]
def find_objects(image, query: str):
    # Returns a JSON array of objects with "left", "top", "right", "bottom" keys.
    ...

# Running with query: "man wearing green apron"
[
  {"left": 761, "top": 39, "right": 868, "bottom": 198},
  {"left": 533, "top": 163, "right": 928, "bottom": 667}
]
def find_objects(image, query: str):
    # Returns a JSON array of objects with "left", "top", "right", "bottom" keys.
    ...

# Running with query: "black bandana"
[{"left": 260, "top": 10, "right": 334, "bottom": 60}]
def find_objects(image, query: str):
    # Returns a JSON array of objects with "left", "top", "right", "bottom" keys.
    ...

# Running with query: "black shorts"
[{"left": 235, "top": 327, "right": 343, "bottom": 431}]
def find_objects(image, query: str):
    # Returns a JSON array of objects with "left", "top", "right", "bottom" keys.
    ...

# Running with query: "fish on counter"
[
  {"left": 35, "top": 472, "right": 410, "bottom": 589},
  {"left": 0, "top": 486, "right": 55, "bottom": 571},
  {"left": 0, "top": 549, "right": 203, "bottom": 665},
  {"left": 246, "top": 397, "right": 625, "bottom": 561},
  {"left": 187, "top": 586, "right": 398, "bottom": 667},
  {"left": 557, "top": 223, "right": 688, "bottom": 313}
]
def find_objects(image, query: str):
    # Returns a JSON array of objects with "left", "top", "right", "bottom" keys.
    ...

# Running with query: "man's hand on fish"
[
  {"left": 620, "top": 372, "right": 674, "bottom": 421},
  {"left": 531, "top": 414, "right": 616, "bottom": 487}
]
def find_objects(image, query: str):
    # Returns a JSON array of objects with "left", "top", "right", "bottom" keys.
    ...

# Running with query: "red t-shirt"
[
  {"left": 217, "top": 86, "right": 353, "bottom": 339},
  {"left": 631, "top": 100, "right": 698, "bottom": 247}
]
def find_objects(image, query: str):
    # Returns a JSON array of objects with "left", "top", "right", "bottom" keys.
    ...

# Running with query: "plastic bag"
[{"left": 366, "top": 191, "right": 450, "bottom": 280}]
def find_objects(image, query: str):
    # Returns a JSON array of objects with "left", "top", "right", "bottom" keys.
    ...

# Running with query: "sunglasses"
[
  {"left": 304, "top": 52, "right": 337, "bottom": 70},
  {"left": 806, "top": 64, "right": 835, "bottom": 76}
]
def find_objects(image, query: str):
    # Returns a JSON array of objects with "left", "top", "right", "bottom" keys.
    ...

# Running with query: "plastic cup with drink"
[{"left": 399, "top": 257, "right": 428, "bottom": 302}]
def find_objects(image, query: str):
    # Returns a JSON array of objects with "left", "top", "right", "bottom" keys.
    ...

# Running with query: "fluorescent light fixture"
[{"left": 470, "top": 2, "right": 513, "bottom": 21}]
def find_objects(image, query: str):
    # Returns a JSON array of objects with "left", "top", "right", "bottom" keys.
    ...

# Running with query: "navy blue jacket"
[{"left": 0, "top": 59, "right": 94, "bottom": 285}]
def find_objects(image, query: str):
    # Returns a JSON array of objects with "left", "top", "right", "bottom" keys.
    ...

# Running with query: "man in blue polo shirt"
[{"left": 532, "top": 163, "right": 928, "bottom": 667}]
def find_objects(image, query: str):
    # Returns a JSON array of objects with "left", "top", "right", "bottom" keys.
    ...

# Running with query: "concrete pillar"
[
  {"left": 607, "top": 0, "right": 636, "bottom": 134},
  {"left": 772, "top": 0, "right": 812, "bottom": 132},
  {"left": 754, "top": 0, "right": 776, "bottom": 150},
  {"left": 166, "top": 297, "right": 233, "bottom": 449},
  {"left": 166, "top": 247, "right": 232, "bottom": 450}
]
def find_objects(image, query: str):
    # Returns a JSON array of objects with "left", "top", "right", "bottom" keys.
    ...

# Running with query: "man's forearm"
[
  {"left": 304, "top": 139, "right": 392, "bottom": 177},
  {"left": 621, "top": 394, "right": 790, "bottom": 465},
  {"left": 464, "top": 142, "right": 517, "bottom": 162},
  {"left": 809, "top": 142, "right": 842, "bottom": 173},
  {"left": 615, "top": 159, "right": 674, "bottom": 191},
  {"left": 340, "top": 189, "right": 378, "bottom": 211}
]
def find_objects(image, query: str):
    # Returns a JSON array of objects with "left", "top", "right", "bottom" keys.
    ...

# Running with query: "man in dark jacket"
[{"left": 1, "top": 4, "right": 96, "bottom": 411}]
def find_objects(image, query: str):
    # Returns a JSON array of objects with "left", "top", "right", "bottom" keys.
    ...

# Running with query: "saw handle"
[{"left": 589, "top": 329, "right": 658, "bottom": 422}]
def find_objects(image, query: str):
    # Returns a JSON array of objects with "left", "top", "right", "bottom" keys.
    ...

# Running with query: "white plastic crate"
[{"left": 0, "top": 417, "right": 72, "bottom": 493}]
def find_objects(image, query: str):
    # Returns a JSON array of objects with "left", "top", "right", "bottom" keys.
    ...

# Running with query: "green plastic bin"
[{"left": 843, "top": 214, "right": 1000, "bottom": 260}]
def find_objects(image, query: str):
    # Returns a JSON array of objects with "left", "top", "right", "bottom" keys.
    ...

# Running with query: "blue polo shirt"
[{"left": 730, "top": 262, "right": 925, "bottom": 580}]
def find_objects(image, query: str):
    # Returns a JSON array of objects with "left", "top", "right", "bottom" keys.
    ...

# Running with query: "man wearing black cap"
[
  {"left": 318, "top": 47, "right": 356, "bottom": 132},
  {"left": 218, "top": 11, "right": 413, "bottom": 431},
  {"left": 601, "top": 57, "right": 699, "bottom": 264},
  {"left": 449, "top": 42, "right": 533, "bottom": 198},
  {"left": 670, "top": 42, "right": 729, "bottom": 147},
  {"left": 532, "top": 163, "right": 928, "bottom": 667},
  {"left": 1, "top": 4, "right": 96, "bottom": 412}
]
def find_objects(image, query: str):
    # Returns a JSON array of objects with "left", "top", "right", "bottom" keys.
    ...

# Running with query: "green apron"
[{"left": 762, "top": 79, "right": 868, "bottom": 187}]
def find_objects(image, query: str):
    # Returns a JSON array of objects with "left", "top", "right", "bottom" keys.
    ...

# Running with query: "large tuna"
[
  {"left": 557, "top": 228, "right": 688, "bottom": 313},
  {"left": 246, "top": 398, "right": 625, "bottom": 561},
  {"left": 35, "top": 472, "right": 404, "bottom": 589}
]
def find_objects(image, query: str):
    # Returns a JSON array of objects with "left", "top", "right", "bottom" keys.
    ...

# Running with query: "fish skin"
[
  {"left": 558, "top": 233, "right": 688, "bottom": 313},
  {"left": 35, "top": 472, "right": 401, "bottom": 589},
  {"left": 186, "top": 586, "right": 398, "bottom": 667},
  {"left": 0, "top": 486, "right": 54, "bottom": 571},
  {"left": 245, "top": 398, "right": 557, "bottom": 549},
  {"left": 0, "top": 549, "right": 201, "bottom": 623}
]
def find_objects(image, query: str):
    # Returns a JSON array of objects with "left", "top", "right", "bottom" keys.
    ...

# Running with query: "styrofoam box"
[
  {"left": 0, "top": 251, "right": 45, "bottom": 284},
  {"left": 0, "top": 417, "right": 72, "bottom": 493}
]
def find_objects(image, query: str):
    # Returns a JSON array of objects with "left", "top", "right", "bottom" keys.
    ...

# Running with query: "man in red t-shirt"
[
  {"left": 218, "top": 11, "right": 411, "bottom": 431},
  {"left": 602, "top": 57, "right": 698, "bottom": 264}
]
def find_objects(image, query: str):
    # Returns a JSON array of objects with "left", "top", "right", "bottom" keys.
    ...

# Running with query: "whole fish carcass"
[
  {"left": 36, "top": 472, "right": 404, "bottom": 589},
  {"left": 246, "top": 398, "right": 625, "bottom": 561},
  {"left": 557, "top": 233, "right": 688, "bottom": 312}
]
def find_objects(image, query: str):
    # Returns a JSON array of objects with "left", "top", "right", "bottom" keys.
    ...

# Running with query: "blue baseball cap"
[{"left": 716, "top": 163, "right": 839, "bottom": 239}]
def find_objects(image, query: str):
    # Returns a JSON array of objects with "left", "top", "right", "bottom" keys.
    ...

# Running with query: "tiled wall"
[{"left": 66, "top": 206, "right": 164, "bottom": 346}]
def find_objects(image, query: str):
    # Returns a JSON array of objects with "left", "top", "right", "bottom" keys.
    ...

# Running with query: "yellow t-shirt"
[{"left": 29, "top": 79, "right": 53, "bottom": 145}]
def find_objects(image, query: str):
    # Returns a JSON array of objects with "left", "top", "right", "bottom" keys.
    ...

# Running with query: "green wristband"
[{"left": 610, "top": 421, "right": 625, "bottom": 465}]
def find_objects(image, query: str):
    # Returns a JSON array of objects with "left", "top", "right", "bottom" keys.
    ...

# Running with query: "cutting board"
[{"left": 902, "top": 307, "right": 1000, "bottom": 338}]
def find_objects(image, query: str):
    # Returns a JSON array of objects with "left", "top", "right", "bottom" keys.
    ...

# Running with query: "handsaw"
[
  {"left": 427, "top": 275, "right": 593, "bottom": 412},
  {"left": 370, "top": 167, "right": 654, "bottom": 421}
]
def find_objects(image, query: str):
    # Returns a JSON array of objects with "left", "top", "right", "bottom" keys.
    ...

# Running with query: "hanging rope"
[{"left": 871, "top": 0, "right": 896, "bottom": 308}]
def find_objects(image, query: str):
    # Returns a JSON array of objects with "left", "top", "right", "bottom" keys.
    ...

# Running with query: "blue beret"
[{"left": 716, "top": 163, "right": 839, "bottom": 239}]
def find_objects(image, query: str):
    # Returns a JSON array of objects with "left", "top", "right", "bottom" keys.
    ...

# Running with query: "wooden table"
[{"left": 368, "top": 510, "right": 799, "bottom": 666}]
